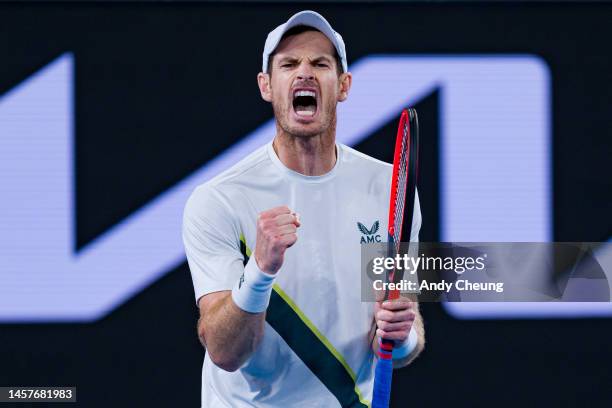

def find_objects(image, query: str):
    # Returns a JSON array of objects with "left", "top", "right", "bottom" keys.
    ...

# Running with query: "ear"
[
  {"left": 257, "top": 72, "right": 272, "bottom": 102},
  {"left": 337, "top": 72, "right": 352, "bottom": 102}
]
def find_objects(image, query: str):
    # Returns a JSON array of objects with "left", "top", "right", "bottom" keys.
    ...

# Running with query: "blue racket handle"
[{"left": 372, "top": 341, "right": 394, "bottom": 408}]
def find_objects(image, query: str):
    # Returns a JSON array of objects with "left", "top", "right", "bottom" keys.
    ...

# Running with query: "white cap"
[{"left": 262, "top": 10, "right": 348, "bottom": 74}]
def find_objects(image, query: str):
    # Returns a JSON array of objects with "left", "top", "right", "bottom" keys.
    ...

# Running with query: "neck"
[{"left": 272, "top": 125, "right": 337, "bottom": 177}]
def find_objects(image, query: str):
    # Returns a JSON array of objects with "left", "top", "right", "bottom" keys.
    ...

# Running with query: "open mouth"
[{"left": 292, "top": 89, "right": 317, "bottom": 117}]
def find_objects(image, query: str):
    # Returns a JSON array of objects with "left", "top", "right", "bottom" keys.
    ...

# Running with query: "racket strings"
[{"left": 392, "top": 123, "right": 410, "bottom": 252}]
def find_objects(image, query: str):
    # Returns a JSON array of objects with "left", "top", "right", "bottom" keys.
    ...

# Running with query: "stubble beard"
[{"left": 272, "top": 99, "right": 337, "bottom": 140}]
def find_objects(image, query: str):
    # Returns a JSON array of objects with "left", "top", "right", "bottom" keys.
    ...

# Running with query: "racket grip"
[
  {"left": 373, "top": 293, "right": 399, "bottom": 407},
  {"left": 372, "top": 352, "right": 393, "bottom": 408},
  {"left": 389, "top": 288, "right": 400, "bottom": 300}
]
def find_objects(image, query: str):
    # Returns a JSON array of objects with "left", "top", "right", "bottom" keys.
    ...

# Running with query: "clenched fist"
[
  {"left": 374, "top": 297, "right": 416, "bottom": 342},
  {"left": 254, "top": 206, "right": 300, "bottom": 274}
]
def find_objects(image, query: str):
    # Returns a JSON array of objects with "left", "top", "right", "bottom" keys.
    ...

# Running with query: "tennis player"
[{"left": 183, "top": 10, "right": 424, "bottom": 407}]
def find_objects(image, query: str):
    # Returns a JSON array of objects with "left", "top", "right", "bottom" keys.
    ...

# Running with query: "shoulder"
[
  {"left": 185, "top": 145, "right": 269, "bottom": 215},
  {"left": 339, "top": 144, "right": 392, "bottom": 171},
  {"left": 186, "top": 144, "right": 270, "bottom": 206},
  {"left": 206, "top": 144, "right": 271, "bottom": 189},
  {"left": 338, "top": 144, "right": 393, "bottom": 182}
]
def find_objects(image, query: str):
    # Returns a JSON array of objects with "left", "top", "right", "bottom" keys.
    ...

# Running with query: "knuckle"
[
  {"left": 383, "top": 302, "right": 396, "bottom": 311},
  {"left": 257, "top": 219, "right": 267, "bottom": 231}
]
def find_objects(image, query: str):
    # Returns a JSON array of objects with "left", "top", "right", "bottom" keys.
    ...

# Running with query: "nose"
[
  {"left": 297, "top": 73, "right": 314, "bottom": 81},
  {"left": 296, "top": 61, "right": 315, "bottom": 81}
]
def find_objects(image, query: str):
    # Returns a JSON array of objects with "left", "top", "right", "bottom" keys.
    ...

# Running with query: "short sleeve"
[{"left": 182, "top": 185, "right": 245, "bottom": 305}]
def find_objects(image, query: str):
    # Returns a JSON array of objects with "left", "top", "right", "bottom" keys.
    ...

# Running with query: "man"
[{"left": 183, "top": 10, "right": 425, "bottom": 407}]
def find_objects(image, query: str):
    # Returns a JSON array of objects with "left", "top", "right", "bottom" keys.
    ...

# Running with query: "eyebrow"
[
  {"left": 311, "top": 56, "right": 334, "bottom": 64},
  {"left": 276, "top": 56, "right": 299, "bottom": 64},
  {"left": 275, "top": 55, "right": 334, "bottom": 64}
]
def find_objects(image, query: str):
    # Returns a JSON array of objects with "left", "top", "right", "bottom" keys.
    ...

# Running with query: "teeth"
[
  {"left": 296, "top": 110, "right": 314, "bottom": 116},
  {"left": 294, "top": 90, "right": 316, "bottom": 98}
]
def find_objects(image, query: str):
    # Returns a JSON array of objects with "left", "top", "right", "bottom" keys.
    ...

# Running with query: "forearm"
[
  {"left": 193, "top": 206, "right": 299, "bottom": 372},
  {"left": 199, "top": 292, "right": 266, "bottom": 372}
]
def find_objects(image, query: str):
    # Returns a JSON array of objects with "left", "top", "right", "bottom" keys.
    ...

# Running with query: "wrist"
[
  {"left": 377, "top": 327, "right": 418, "bottom": 360},
  {"left": 390, "top": 327, "right": 418, "bottom": 360},
  {"left": 254, "top": 254, "right": 276, "bottom": 275},
  {"left": 231, "top": 257, "right": 276, "bottom": 313}
]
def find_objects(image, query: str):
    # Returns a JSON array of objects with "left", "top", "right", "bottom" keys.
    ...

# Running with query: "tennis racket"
[{"left": 372, "top": 108, "right": 420, "bottom": 408}]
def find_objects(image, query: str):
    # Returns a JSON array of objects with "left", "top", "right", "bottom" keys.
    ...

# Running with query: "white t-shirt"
[{"left": 183, "top": 141, "right": 421, "bottom": 407}]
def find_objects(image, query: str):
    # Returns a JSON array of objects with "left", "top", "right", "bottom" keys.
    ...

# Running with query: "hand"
[
  {"left": 254, "top": 206, "right": 300, "bottom": 274},
  {"left": 374, "top": 297, "right": 416, "bottom": 342}
]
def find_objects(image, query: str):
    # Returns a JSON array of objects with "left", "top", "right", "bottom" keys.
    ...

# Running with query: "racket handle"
[
  {"left": 372, "top": 345, "right": 394, "bottom": 408},
  {"left": 388, "top": 288, "right": 400, "bottom": 300},
  {"left": 374, "top": 280, "right": 400, "bottom": 406}
]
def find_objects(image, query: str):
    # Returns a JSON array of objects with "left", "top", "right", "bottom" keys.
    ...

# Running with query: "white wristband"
[
  {"left": 391, "top": 327, "right": 418, "bottom": 360},
  {"left": 231, "top": 257, "right": 276, "bottom": 313}
]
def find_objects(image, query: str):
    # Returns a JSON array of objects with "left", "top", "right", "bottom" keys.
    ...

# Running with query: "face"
[{"left": 258, "top": 30, "right": 352, "bottom": 138}]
